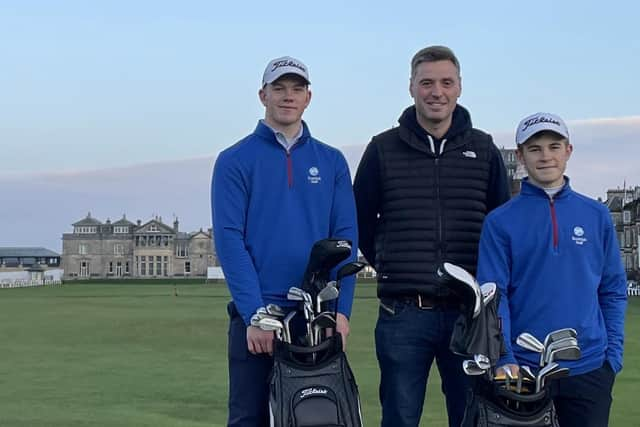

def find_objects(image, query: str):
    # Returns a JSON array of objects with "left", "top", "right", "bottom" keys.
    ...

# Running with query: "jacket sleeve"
[
  {"left": 486, "top": 141, "right": 511, "bottom": 212},
  {"left": 353, "top": 141, "right": 381, "bottom": 267},
  {"left": 599, "top": 212, "right": 628, "bottom": 373},
  {"left": 329, "top": 152, "right": 359, "bottom": 318},
  {"left": 476, "top": 214, "right": 518, "bottom": 366},
  {"left": 211, "top": 152, "right": 263, "bottom": 326}
]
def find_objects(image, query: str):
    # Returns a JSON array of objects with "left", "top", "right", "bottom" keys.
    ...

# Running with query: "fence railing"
[
  {"left": 0, "top": 279, "right": 62, "bottom": 289},
  {"left": 628, "top": 287, "right": 640, "bottom": 297}
]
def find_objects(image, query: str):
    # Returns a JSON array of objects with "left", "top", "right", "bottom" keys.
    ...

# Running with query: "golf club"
[{"left": 516, "top": 332, "right": 545, "bottom": 354}]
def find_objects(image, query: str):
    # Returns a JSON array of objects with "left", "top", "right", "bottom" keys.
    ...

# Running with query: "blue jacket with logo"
[
  {"left": 477, "top": 178, "right": 627, "bottom": 374},
  {"left": 212, "top": 121, "right": 358, "bottom": 325}
]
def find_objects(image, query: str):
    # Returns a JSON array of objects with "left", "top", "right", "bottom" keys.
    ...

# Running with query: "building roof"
[
  {"left": 134, "top": 218, "right": 175, "bottom": 234},
  {"left": 0, "top": 247, "right": 60, "bottom": 258},
  {"left": 113, "top": 215, "right": 135, "bottom": 226},
  {"left": 72, "top": 212, "right": 103, "bottom": 226},
  {"left": 606, "top": 196, "right": 623, "bottom": 212}
]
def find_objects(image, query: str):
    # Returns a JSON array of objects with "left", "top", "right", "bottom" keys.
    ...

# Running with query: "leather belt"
[{"left": 387, "top": 294, "right": 462, "bottom": 310}]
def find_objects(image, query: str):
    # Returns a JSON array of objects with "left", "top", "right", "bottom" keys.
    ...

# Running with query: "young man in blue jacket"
[
  {"left": 477, "top": 112, "right": 627, "bottom": 427},
  {"left": 211, "top": 56, "right": 358, "bottom": 427}
]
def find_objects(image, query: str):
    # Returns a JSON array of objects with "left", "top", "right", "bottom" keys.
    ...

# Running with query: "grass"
[{"left": 0, "top": 282, "right": 638, "bottom": 426}]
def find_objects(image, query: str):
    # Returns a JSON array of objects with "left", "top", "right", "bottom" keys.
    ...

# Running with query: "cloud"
[{"left": 1, "top": 116, "right": 638, "bottom": 251}]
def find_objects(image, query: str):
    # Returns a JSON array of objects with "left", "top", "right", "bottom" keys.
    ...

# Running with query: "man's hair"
[{"left": 411, "top": 45, "right": 461, "bottom": 77}]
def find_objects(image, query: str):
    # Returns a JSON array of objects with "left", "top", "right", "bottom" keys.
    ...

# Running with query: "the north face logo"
[{"left": 462, "top": 151, "right": 477, "bottom": 158}]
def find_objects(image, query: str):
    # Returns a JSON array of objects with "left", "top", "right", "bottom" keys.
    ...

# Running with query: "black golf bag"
[
  {"left": 269, "top": 336, "right": 363, "bottom": 427},
  {"left": 462, "top": 378, "right": 559, "bottom": 427},
  {"left": 444, "top": 264, "right": 559, "bottom": 427}
]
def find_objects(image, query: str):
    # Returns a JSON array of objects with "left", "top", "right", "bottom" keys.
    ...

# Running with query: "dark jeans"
[
  {"left": 227, "top": 302, "right": 273, "bottom": 427},
  {"left": 550, "top": 362, "right": 616, "bottom": 427},
  {"left": 375, "top": 299, "right": 470, "bottom": 427},
  {"left": 226, "top": 302, "right": 309, "bottom": 427}
]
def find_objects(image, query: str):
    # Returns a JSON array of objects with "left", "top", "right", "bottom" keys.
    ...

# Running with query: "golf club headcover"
[{"left": 301, "top": 238, "right": 352, "bottom": 295}]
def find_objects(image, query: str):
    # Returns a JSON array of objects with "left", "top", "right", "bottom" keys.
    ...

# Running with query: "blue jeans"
[{"left": 375, "top": 298, "right": 470, "bottom": 427}]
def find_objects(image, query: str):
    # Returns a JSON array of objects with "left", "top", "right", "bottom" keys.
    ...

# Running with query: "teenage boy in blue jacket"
[
  {"left": 211, "top": 56, "right": 358, "bottom": 427},
  {"left": 477, "top": 112, "right": 627, "bottom": 427}
]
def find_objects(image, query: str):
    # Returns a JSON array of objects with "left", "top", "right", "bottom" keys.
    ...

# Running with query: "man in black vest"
[{"left": 353, "top": 45, "right": 510, "bottom": 427}]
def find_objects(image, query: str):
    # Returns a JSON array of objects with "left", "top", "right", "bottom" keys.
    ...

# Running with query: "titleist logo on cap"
[
  {"left": 515, "top": 112, "right": 569, "bottom": 145},
  {"left": 521, "top": 116, "right": 562, "bottom": 132},
  {"left": 270, "top": 59, "right": 306, "bottom": 74}
]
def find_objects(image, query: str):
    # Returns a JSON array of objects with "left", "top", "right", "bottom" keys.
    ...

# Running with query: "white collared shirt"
[{"left": 260, "top": 120, "right": 302, "bottom": 152}]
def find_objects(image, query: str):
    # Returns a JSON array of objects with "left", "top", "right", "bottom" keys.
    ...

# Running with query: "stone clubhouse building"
[{"left": 61, "top": 213, "right": 217, "bottom": 280}]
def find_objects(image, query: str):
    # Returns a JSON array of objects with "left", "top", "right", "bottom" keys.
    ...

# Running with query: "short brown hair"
[{"left": 411, "top": 45, "right": 461, "bottom": 77}]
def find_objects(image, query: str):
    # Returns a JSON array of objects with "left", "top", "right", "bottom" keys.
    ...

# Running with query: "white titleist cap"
[
  {"left": 262, "top": 56, "right": 310, "bottom": 86},
  {"left": 515, "top": 112, "right": 570, "bottom": 145}
]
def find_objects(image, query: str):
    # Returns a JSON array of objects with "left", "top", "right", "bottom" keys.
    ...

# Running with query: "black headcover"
[
  {"left": 449, "top": 284, "right": 506, "bottom": 366},
  {"left": 301, "top": 238, "right": 352, "bottom": 297}
]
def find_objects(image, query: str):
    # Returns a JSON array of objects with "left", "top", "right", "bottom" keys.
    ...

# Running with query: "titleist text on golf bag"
[{"left": 269, "top": 337, "right": 363, "bottom": 427}]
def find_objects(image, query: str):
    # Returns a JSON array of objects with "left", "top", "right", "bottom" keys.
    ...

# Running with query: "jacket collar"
[
  {"left": 520, "top": 177, "right": 572, "bottom": 200},
  {"left": 254, "top": 120, "right": 311, "bottom": 147},
  {"left": 397, "top": 105, "right": 473, "bottom": 155}
]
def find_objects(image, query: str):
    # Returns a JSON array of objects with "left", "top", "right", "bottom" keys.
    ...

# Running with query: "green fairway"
[{"left": 0, "top": 282, "right": 638, "bottom": 426}]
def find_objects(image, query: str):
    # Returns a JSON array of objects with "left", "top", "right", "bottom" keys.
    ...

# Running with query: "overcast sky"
[{"left": 1, "top": 0, "right": 639, "bottom": 249}]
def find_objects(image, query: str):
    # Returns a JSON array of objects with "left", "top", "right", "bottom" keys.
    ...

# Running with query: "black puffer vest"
[{"left": 373, "top": 107, "right": 493, "bottom": 298}]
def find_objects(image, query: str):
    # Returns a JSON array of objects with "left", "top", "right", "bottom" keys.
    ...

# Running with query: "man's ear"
[
  {"left": 258, "top": 87, "right": 267, "bottom": 107},
  {"left": 305, "top": 89, "right": 312, "bottom": 107}
]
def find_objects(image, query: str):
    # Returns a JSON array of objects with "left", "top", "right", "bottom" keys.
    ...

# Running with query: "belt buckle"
[{"left": 417, "top": 294, "right": 435, "bottom": 310}]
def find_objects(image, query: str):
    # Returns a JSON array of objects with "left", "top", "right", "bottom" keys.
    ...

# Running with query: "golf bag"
[
  {"left": 269, "top": 336, "right": 363, "bottom": 427},
  {"left": 462, "top": 378, "right": 559, "bottom": 427}
]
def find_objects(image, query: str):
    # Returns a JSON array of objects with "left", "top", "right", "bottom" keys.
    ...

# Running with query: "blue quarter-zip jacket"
[
  {"left": 477, "top": 178, "right": 627, "bottom": 374},
  {"left": 212, "top": 121, "right": 358, "bottom": 325}
]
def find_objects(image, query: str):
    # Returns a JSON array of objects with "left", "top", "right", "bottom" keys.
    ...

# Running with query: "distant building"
[
  {"left": 0, "top": 247, "right": 63, "bottom": 286},
  {"left": 499, "top": 147, "right": 526, "bottom": 196},
  {"left": 61, "top": 213, "right": 217, "bottom": 280},
  {"left": 605, "top": 186, "right": 640, "bottom": 281}
]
